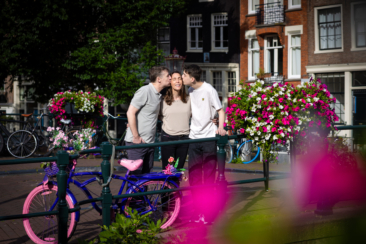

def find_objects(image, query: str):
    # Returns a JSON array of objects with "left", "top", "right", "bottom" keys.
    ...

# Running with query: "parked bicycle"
[
  {"left": 22, "top": 157, "right": 182, "bottom": 243},
  {"left": 223, "top": 129, "right": 261, "bottom": 164},
  {"left": 5, "top": 113, "right": 53, "bottom": 158}
]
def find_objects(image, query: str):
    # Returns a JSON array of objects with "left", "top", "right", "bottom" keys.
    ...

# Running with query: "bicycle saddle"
[
  {"left": 60, "top": 118, "right": 72, "bottom": 124},
  {"left": 21, "top": 113, "right": 33, "bottom": 117},
  {"left": 118, "top": 159, "right": 143, "bottom": 171}
]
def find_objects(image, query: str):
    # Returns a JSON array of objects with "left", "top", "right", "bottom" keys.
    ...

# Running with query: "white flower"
[
  {"left": 273, "top": 135, "right": 278, "bottom": 140},
  {"left": 255, "top": 137, "right": 259, "bottom": 141},
  {"left": 257, "top": 87, "right": 262, "bottom": 92},
  {"left": 261, "top": 140, "right": 265, "bottom": 143},
  {"left": 250, "top": 132, "right": 254, "bottom": 136},
  {"left": 257, "top": 105, "right": 261, "bottom": 108},
  {"left": 280, "top": 133, "right": 285, "bottom": 137},
  {"left": 252, "top": 92, "right": 257, "bottom": 96},
  {"left": 299, "top": 120, "right": 302, "bottom": 125},
  {"left": 307, "top": 98, "right": 311, "bottom": 103},
  {"left": 265, "top": 134, "right": 271, "bottom": 140},
  {"left": 279, "top": 105, "right": 283, "bottom": 109},
  {"left": 264, "top": 97, "right": 268, "bottom": 101},
  {"left": 274, "top": 93, "right": 279, "bottom": 97},
  {"left": 257, "top": 131, "right": 261, "bottom": 136},
  {"left": 261, "top": 80, "right": 264, "bottom": 85},
  {"left": 270, "top": 97, "right": 274, "bottom": 102},
  {"left": 323, "top": 89, "right": 327, "bottom": 92},
  {"left": 270, "top": 150, "right": 274, "bottom": 154},
  {"left": 251, "top": 107, "right": 256, "bottom": 112},
  {"left": 256, "top": 97, "right": 261, "bottom": 101},
  {"left": 293, "top": 98, "right": 296, "bottom": 102},
  {"left": 279, "top": 91, "right": 283, "bottom": 95},
  {"left": 250, "top": 82, "right": 255, "bottom": 86},
  {"left": 281, "top": 112, "right": 284, "bottom": 115},
  {"left": 287, "top": 128, "right": 291, "bottom": 132},
  {"left": 269, "top": 115, "right": 274, "bottom": 120},
  {"left": 273, "top": 83, "right": 278, "bottom": 87},
  {"left": 285, "top": 111, "right": 288, "bottom": 115},
  {"left": 313, "top": 97, "right": 319, "bottom": 102}
]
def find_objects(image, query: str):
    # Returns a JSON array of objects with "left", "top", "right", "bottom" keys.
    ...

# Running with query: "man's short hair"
[
  {"left": 149, "top": 66, "right": 170, "bottom": 83},
  {"left": 183, "top": 64, "right": 202, "bottom": 82}
]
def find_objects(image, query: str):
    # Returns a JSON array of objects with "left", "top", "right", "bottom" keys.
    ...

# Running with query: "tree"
[{"left": 0, "top": 0, "right": 187, "bottom": 105}]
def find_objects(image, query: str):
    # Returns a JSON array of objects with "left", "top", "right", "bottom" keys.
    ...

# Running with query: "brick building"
[
  {"left": 240, "top": 0, "right": 308, "bottom": 86},
  {"left": 165, "top": 0, "right": 241, "bottom": 109},
  {"left": 306, "top": 0, "right": 366, "bottom": 138}
]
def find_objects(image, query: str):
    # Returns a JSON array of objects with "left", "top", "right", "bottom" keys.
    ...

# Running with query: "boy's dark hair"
[
  {"left": 183, "top": 64, "right": 202, "bottom": 82},
  {"left": 149, "top": 66, "right": 170, "bottom": 83}
]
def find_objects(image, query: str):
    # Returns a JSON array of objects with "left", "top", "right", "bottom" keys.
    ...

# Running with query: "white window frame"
[
  {"left": 288, "top": 0, "right": 301, "bottom": 10},
  {"left": 264, "top": 35, "right": 283, "bottom": 77},
  {"left": 314, "top": 4, "right": 343, "bottom": 54},
  {"left": 351, "top": 1, "right": 366, "bottom": 52},
  {"left": 227, "top": 71, "right": 237, "bottom": 93},
  {"left": 212, "top": 70, "right": 223, "bottom": 93},
  {"left": 285, "top": 25, "right": 303, "bottom": 79},
  {"left": 187, "top": 15, "right": 203, "bottom": 53},
  {"left": 211, "top": 13, "right": 228, "bottom": 52},
  {"left": 157, "top": 27, "right": 170, "bottom": 56},
  {"left": 248, "top": 0, "right": 260, "bottom": 15},
  {"left": 248, "top": 38, "right": 260, "bottom": 81}
]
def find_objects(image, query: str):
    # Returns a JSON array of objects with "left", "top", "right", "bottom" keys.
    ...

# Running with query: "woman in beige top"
[{"left": 160, "top": 71, "right": 191, "bottom": 170}]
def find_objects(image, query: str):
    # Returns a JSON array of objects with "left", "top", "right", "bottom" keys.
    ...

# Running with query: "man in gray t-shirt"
[{"left": 125, "top": 66, "right": 171, "bottom": 174}]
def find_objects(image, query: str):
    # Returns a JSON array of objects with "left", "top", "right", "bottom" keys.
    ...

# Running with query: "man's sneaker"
[{"left": 189, "top": 213, "right": 202, "bottom": 223}]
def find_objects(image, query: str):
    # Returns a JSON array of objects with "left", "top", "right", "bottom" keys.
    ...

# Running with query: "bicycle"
[
  {"left": 222, "top": 129, "right": 261, "bottom": 164},
  {"left": 6, "top": 113, "right": 53, "bottom": 158},
  {"left": 22, "top": 157, "right": 183, "bottom": 243}
]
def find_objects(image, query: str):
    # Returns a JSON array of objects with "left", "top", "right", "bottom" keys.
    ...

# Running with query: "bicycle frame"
[{"left": 38, "top": 165, "right": 182, "bottom": 220}]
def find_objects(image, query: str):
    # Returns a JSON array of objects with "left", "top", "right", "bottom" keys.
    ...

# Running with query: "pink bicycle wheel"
[
  {"left": 23, "top": 184, "right": 77, "bottom": 244},
  {"left": 124, "top": 180, "right": 181, "bottom": 229}
]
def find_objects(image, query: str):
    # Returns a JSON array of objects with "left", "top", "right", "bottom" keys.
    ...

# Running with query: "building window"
[
  {"left": 318, "top": 7, "right": 342, "bottom": 50},
  {"left": 289, "top": 35, "right": 301, "bottom": 78},
  {"left": 228, "top": 72, "right": 236, "bottom": 93},
  {"left": 187, "top": 15, "right": 202, "bottom": 52},
  {"left": 355, "top": 3, "right": 366, "bottom": 48},
  {"left": 157, "top": 28, "right": 170, "bottom": 56},
  {"left": 212, "top": 13, "right": 228, "bottom": 51},
  {"left": 289, "top": 0, "right": 301, "bottom": 9},
  {"left": 201, "top": 70, "right": 207, "bottom": 82},
  {"left": 20, "top": 86, "right": 35, "bottom": 102},
  {"left": 265, "top": 36, "right": 283, "bottom": 76},
  {"left": 352, "top": 71, "right": 366, "bottom": 87},
  {"left": 316, "top": 73, "right": 345, "bottom": 123},
  {"left": 248, "top": 0, "right": 260, "bottom": 14},
  {"left": 248, "top": 39, "right": 260, "bottom": 80},
  {"left": 212, "top": 71, "right": 222, "bottom": 92},
  {"left": 0, "top": 79, "right": 7, "bottom": 103}
]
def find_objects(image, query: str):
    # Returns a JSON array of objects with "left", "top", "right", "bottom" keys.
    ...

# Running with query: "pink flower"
[
  {"left": 240, "top": 128, "right": 245, "bottom": 134},
  {"left": 223, "top": 123, "right": 227, "bottom": 127},
  {"left": 232, "top": 104, "right": 237, "bottom": 108},
  {"left": 279, "top": 98, "right": 284, "bottom": 103},
  {"left": 261, "top": 94, "right": 266, "bottom": 99},
  {"left": 263, "top": 127, "right": 267, "bottom": 132},
  {"left": 271, "top": 127, "right": 276, "bottom": 132}
]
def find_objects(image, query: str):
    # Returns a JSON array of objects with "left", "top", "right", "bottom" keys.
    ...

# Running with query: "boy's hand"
[
  {"left": 216, "top": 128, "right": 226, "bottom": 136},
  {"left": 132, "top": 136, "right": 145, "bottom": 144}
]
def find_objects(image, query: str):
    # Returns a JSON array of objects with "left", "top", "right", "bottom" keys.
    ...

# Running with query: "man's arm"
[
  {"left": 126, "top": 104, "right": 145, "bottom": 144},
  {"left": 215, "top": 108, "right": 226, "bottom": 136}
]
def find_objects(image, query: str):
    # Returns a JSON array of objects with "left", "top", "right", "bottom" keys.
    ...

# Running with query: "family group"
[{"left": 124, "top": 64, "right": 226, "bottom": 224}]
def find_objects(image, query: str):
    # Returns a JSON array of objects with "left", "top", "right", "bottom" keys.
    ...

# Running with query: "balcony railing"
[{"left": 255, "top": 2, "right": 285, "bottom": 25}]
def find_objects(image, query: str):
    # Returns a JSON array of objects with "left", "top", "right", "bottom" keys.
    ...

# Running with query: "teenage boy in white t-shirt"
[{"left": 182, "top": 64, "right": 226, "bottom": 224}]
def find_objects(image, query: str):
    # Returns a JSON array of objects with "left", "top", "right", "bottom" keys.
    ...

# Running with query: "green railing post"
[
  {"left": 48, "top": 113, "right": 54, "bottom": 127},
  {"left": 57, "top": 150, "right": 70, "bottom": 244},
  {"left": 216, "top": 134, "right": 228, "bottom": 183},
  {"left": 101, "top": 142, "right": 113, "bottom": 227},
  {"left": 263, "top": 158, "right": 269, "bottom": 191}
]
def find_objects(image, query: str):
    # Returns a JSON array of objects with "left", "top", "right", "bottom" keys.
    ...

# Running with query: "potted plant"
[
  {"left": 226, "top": 78, "right": 338, "bottom": 162},
  {"left": 48, "top": 90, "right": 105, "bottom": 128}
]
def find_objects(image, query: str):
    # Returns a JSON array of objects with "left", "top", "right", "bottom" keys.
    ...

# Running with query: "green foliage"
[
  {"left": 78, "top": 207, "right": 166, "bottom": 244},
  {"left": 0, "top": 0, "right": 187, "bottom": 104}
]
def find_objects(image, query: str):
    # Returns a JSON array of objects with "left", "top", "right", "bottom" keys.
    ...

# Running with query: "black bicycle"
[{"left": 6, "top": 113, "right": 53, "bottom": 158}]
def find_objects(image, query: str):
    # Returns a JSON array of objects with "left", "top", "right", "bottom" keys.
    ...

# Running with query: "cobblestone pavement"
[{"left": 0, "top": 169, "right": 281, "bottom": 244}]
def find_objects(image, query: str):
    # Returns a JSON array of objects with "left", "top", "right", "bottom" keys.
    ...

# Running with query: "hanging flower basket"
[
  {"left": 226, "top": 78, "right": 339, "bottom": 162},
  {"left": 48, "top": 91, "right": 105, "bottom": 128}
]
